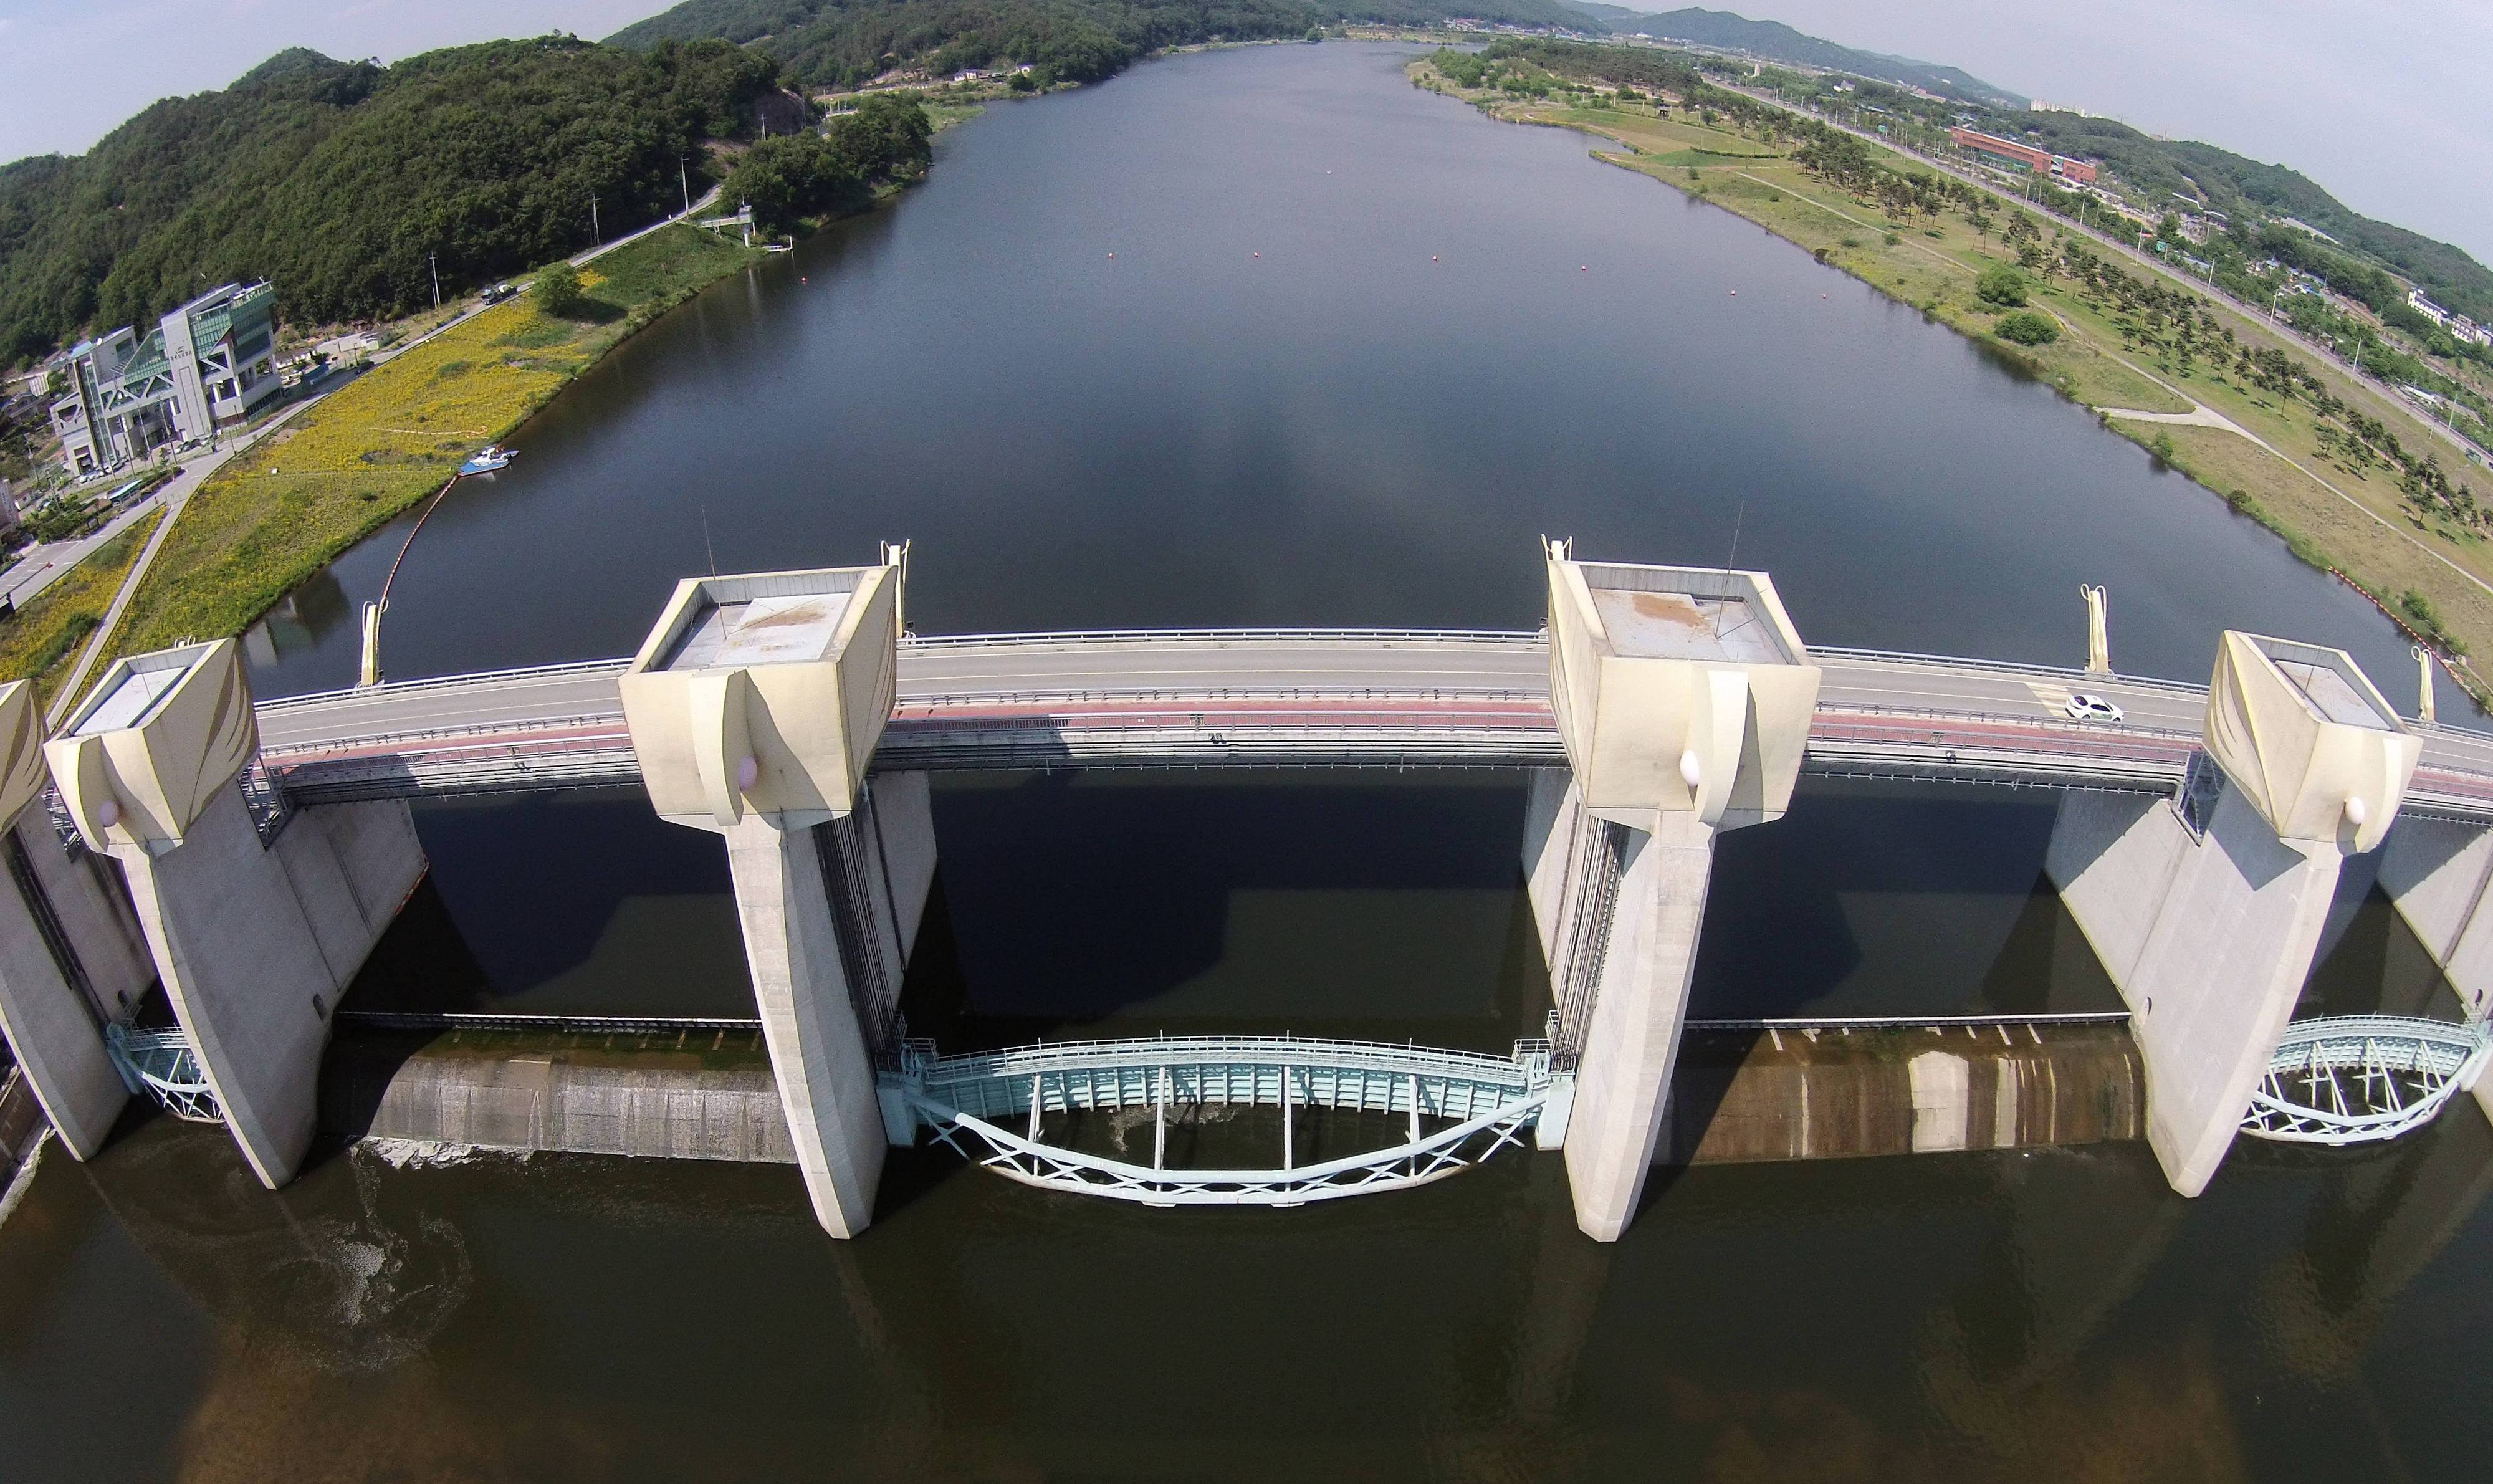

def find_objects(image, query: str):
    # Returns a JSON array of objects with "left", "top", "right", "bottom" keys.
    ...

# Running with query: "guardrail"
[
  {"left": 1809, "top": 645, "right": 2212, "bottom": 696},
  {"left": 254, "top": 657, "right": 629, "bottom": 716}
]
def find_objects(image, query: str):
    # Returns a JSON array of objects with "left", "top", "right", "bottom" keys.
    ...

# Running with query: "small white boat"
[{"left": 458, "top": 445, "right": 516, "bottom": 476}]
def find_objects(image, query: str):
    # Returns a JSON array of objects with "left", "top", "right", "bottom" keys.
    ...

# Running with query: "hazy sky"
[{"left": 2, "top": 0, "right": 2486, "bottom": 260}]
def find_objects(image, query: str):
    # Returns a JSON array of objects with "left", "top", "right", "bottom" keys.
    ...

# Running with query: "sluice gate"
[
  {"left": 883, "top": 1036, "right": 1562, "bottom": 1207},
  {"left": 2243, "top": 1015, "right": 2493, "bottom": 1146}
]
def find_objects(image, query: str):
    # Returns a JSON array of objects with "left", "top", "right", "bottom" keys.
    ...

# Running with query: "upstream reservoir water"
[{"left": 6, "top": 43, "right": 2492, "bottom": 1480}]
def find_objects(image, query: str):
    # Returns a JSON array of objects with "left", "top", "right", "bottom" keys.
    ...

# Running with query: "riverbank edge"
[
  {"left": 1415, "top": 65, "right": 2493, "bottom": 708},
  {"left": 90, "top": 176, "right": 935, "bottom": 684}
]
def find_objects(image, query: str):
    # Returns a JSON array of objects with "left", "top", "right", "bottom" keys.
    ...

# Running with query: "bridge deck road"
[
  {"left": 245, "top": 633, "right": 2493, "bottom": 792},
  {"left": 251, "top": 634, "right": 1558, "bottom": 752}
]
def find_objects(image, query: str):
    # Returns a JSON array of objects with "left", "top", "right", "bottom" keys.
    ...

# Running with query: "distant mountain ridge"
[{"left": 1559, "top": 5, "right": 2025, "bottom": 105}]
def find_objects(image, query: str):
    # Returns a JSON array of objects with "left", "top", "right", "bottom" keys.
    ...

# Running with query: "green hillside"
[
  {"left": 1547, "top": 9, "right": 2491, "bottom": 321},
  {"left": 608, "top": 0, "right": 1591, "bottom": 89},
  {"left": 1562, "top": 5, "right": 2023, "bottom": 105},
  {"left": 0, "top": 36, "right": 779, "bottom": 367}
]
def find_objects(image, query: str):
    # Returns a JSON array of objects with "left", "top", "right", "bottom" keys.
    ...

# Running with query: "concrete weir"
[
  {"left": 620, "top": 556, "right": 934, "bottom": 1238},
  {"left": 47, "top": 641, "right": 424, "bottom": 1187},
  {"left": 0, "top": 682, "right": 155, "bottom": 1159},
  {"left": 325, "top": 1024, "right": 795, "bottom": 1162},
  {"left": 1664, "top": 1022, "right": 2145, "bottom": 1164}
]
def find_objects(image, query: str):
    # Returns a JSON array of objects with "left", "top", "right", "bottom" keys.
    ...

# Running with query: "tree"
[
  {"left": 1976, "top": 264, "right": 2027, "bottom": 307},
  {"left": 1996, "top": 310, "right": 2059, "bottom": 345},
  {"left": 533, "top": 262, "right": 583, "bottom": 315}
]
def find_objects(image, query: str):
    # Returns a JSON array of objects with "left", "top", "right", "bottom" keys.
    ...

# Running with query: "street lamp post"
[
  {"left": 590, "top": 193, "right": 601, "bottom": 247},
  {"left": 429, "top": 251, "right": 441, "bottom": 312},
  {"left": 679, "top": 156, "right": 690, "bottom": 215}
]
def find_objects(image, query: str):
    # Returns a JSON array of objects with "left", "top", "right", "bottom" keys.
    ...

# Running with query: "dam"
[{"left": 2, "top": 541, "right": 2487, "bottom": 1242}]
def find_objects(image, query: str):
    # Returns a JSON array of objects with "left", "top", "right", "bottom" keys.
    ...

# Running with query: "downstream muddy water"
[{"left": 6, "top": 43, "right": 2487, "bottom": 1481}]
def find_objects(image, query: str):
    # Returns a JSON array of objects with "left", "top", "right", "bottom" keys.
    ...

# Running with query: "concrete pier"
[
  {"left": 1529, "top": 545, "right": 1821, "bottom": 1240},
  {"left": 620, "top": 559, "right": 931, "bottom": 1238},
  {"left": 2377, "top": 813, "right": 2493, "bottom": 1121},
  {"left": 47, "top": 641, "right": 425, "bottom": 1186},
  {"left": 1561, "top": 809, "right": 1717, "bottom": 1239},
  {"left": 0, "top": 682, "right": 155, "bottom": 1159},
  {"left": 2049, "top": 633, "right": 2418, "bottom": 1195}
]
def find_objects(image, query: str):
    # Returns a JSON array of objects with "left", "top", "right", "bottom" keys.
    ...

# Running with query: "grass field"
[
  {"left": 0, "top": 510, "right": 166, "bottom": 706},
  {"left": 97, "top": 224, "right": 762, "bottom": 665},
  {"left": 1415, "top": 65, "right": 2493, "bottom": 689}
]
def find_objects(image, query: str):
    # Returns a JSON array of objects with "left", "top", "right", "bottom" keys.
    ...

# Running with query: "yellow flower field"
[{"left": 252, "top": 299, "right": 587, "bottom": 486}]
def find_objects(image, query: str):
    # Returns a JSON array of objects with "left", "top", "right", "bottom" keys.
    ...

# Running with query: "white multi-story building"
[{"left": 49, "top": 282, "right": 279, "bottom": 477}]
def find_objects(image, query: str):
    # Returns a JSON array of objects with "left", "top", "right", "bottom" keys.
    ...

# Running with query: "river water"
[{"left": 5, "top": 43, "right": 2489, "bottom": 1480}]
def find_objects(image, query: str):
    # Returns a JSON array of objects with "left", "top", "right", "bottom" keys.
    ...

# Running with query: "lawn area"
[
  {"left": 0, "top": 510, "right": 165, "bottom": 705},
  {"left": 104, "top": 224, "right": 762, "bottom": 663},
  {"left": 1417, "top": 65, "right": 2493, "bottom": 686}
]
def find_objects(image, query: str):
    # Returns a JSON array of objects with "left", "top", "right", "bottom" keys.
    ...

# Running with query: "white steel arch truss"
[
  {"left": 2241, "top": 1015, "right": 2492, "bottom": 1146},
  {"left": 887, "top": 1035, "right": 1560, "bottom": 1207},
  {"left": 103, "top": 1022, "right": 223, "bottom": 1124}
]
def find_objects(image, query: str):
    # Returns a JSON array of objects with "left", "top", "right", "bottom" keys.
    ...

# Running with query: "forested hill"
[
  {"left": 607, "top": 0, "right": 1586, "bottom": 89},
  {"left": 0, "top": 36, "right": 778, "bottom": 368},
  {"left": 1562, "top": 6, "right": 2022, "bottom": 105}
]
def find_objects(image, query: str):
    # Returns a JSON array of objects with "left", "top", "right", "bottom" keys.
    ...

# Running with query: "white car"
[{"left": 2064, "top": 693, "right": 2124, "bottom": 724}]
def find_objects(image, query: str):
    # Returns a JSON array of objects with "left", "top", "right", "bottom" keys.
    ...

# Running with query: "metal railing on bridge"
[
  {"left": 885, "top": 1035, "right": 1561, "bottom": 1206},
  {"left": 236, "top": 633, "right": 2493, "bottom": 815}
]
